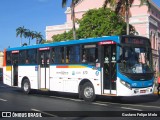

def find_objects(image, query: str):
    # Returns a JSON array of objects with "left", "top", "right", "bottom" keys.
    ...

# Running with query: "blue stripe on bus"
[
  {"left": 117, "top": 72, "right": 154, "bottom": 88},
  {"left": 6, "top": 36, "right": 120, "bottom": 51}
]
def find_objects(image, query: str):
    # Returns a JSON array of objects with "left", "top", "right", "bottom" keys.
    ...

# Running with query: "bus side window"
[
  {"left": 82, "top": 51, "right": 87, "bottom": 63},
  {"left": 54, "top": 47, "right": 64, "bottom": 64},
  {"left": 71, "top": 45, "right": 80, "bottom": 63},
  {"left": 6, "top": 52, "right": 11, "bottom": 65},
  {"left": 51, "top": 48, "right": 55, "bottom": 63},
  {"left": 19, "top": 50, "right": 26, "bottom": 64},
  {"left": 82, "top": 44, "right": 97, "bottom": 63},
  {"left": 26, "top": 49, "right": 37, "bottom": 64},
  {"left": 66, "top": 47, "right": 70, "bottom": 64},
  {"left": 25, "top": 58, "right": 29, "bottom": 64},
  {"left": 61, "top": 47, "right": 64, "bottom": 63}
]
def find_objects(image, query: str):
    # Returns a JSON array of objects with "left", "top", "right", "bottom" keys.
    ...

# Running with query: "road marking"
[
  {"left": 31, "top": 109, "right": 58, "bottom": 117},
  {"left": 0, "top": 98, "right": 7, "bottom": 102},
  {"left": 92, "top": 102, "right": 108, "bottom": 106},
  {"left": 33, "top": 94, "right": 160, "bottom": 110},
  {"left": 96, "top": 101, "right": 160, "bottom": 109},
  {"left": 49, "top": 96, "right": 82, "bottom": 102},
  {"left": 121, "top": 107, "right": 142, "bottom": 111}
]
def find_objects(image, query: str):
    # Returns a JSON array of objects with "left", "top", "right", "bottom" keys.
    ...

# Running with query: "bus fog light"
[
  {"left": 134, "top": 90, "right": 139, "bottom": 94},
  {"left": 120, "top": 80, "right": 132, "bottom": 90}
]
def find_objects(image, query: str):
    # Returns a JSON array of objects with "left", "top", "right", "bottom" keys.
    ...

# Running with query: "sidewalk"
[{"left": 153, "top": 84, "right": 160, "bottom": 95}]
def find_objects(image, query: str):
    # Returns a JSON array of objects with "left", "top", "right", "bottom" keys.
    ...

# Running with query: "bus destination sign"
[
  {"left": 122, "top": 37, "right": 148, "bottom": 45},
  {"left": 98, "top": 40, "right": 116, "bottom": 45}
]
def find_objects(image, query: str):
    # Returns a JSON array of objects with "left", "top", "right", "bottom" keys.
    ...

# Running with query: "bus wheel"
[
  {"left": 81, "top": 82, "right": 95, "bottom": 102},
  {"left": 22, "top": 79, "right": 31, "bottom": 94}
]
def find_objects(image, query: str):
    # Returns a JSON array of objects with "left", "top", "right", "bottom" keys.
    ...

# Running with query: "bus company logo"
[
  {"left": 56, "top": 71, "right": 68, "bottom": 75},
  {"left": 132, "top": 83, "right": 137, "bottom": 87},
  {"left": 72, "top": 71, "right": 75, "bottom": 75},
  {"left": 95, "top": 71, "right": 99, "bottom": 76},
  {"left": 35, "top": 66, "right": 38, "bottom": 71},
  {"left": 76, "top": 71, "right": 81, "bottom": 74},
  {"left": 83, "top": 71, "right": 88, "bottom": 75}
]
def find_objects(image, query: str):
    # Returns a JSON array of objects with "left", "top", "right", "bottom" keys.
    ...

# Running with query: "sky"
[
  {"left": 0, "top": 0, "right": 160, "bottom": 51},
  {"left": 0, "top": 0, "right": 69, "bottom": 51}
]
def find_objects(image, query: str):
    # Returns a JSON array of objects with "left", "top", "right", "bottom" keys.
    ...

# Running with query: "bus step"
[
  {"left": 39, "top": 88, "right": 49, "bottom": 91},
  {"left": 102, "top": 94, "right": 116, "bottom": 96}
]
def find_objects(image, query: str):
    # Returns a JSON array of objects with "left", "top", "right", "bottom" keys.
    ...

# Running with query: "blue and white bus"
[{"left": 3, "top": 35, "right": 154, "bottom": 102}]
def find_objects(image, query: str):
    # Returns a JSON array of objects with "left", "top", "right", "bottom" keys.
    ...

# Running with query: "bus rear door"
[
  {"left": 39, "top": 48, "right": 50, "bottom": 90},
  {"left": 11, "top": 51, "right": 19, "bottom": 86},
  {"left": 99, "top": 41, "right": 117, "bottom": 95}
]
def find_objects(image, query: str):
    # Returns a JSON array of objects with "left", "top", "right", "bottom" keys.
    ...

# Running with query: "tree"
[
  {"left": 25, "top": 30, "right": 35, "bottom": 45},
  {"left": 51, "top": 8, "right": 135, "bottom": 42},
  {"left": 16, "top": 26, "right": 27, "bottom": 46},
  {"left": 62, "top": 0, "right": 81, "bottom": 40},
  {"left": 77, "top": 8, "right": 128, "bottom": 38},
  {"left": 34, "top": 32, "right": 43, "bottom": 44},
  {"left": 103, "top": 0, "right": 150, "bottom": 35}
]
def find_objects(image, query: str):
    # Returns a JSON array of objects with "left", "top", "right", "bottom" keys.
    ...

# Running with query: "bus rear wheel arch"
[
  {"left": 21, "top": 78, "right": 31, "bottom": 94},
  {"left": 80, "top": 82, "right": 96, "bottom": 102}
]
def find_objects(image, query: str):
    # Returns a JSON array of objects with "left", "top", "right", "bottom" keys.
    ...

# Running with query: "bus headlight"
[{"left": 120, "top": 80, "right": 132, "bottom": 90}]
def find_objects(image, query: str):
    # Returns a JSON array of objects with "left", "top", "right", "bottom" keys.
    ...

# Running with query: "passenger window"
[
  {"left": 26, "top": 49, "right": 37, "bottom": 64},
  {"left": 82, "top": 44, "right": 98, "bottom": 63},
  {"left": 66, "top": 45, "right": 80, "bottom": 64},
  {"left": 54, "top": 47, "right": 64, "bottom": 64},
  {"left": 19, "top": 50, "right": 26, "bottom": 64},
  {"left": 6, "top": 52, "right": 11, "bottom": 65},
  {"left": 51, "top": 48, "right": 55, "bottom": 63}
]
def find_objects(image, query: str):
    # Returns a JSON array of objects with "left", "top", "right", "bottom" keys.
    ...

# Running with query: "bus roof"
[{"left": 7, "top": 36, "right": 120, "bottom": 51}]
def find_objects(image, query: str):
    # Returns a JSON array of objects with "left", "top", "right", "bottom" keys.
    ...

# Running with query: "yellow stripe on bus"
[
  {"left": 68, "top": 65, "right": 87, "bottom": 68},
  {"left": 6, "top": 66, "right": 11, "bottom": 71}
]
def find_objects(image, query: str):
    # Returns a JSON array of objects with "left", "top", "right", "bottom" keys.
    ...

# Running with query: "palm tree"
[
  {"left": 16, "top": 26, "right": 27, "bottom": 46},
  {"left": 62, "top": 0, "right": 80, "bottom": 40},
  {"left": 25, "top": 30, "right": 35, "bottom": 45},
  {"left": 34, "top": 32, "right": 43, "bottom": 44},
  {"left": 103, "top": 0, "right": 150, "bottom": 35}
]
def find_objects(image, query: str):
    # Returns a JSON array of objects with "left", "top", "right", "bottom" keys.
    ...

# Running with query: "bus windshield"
[{"left": 118, "top": 46, "right": 153, "bottom": 74}]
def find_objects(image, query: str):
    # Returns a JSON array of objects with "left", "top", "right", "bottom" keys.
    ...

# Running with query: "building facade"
[
  {"left": 45, "top": 0, "right": 160, "bottom": 74},
  {"left": 0, "top": 51, "right": 4, "bottom": 68}
]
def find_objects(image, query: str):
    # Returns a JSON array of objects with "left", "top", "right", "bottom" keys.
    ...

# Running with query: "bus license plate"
[{"left": 140, "top": 90, "right": 146, "bottom": 93}]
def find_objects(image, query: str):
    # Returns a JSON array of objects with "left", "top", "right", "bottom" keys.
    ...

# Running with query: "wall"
[{"left": 0, "top": 51, "right": 3, "bottom": 68}]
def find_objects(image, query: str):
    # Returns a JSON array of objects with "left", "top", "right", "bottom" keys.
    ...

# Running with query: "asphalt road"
[{"left": 0, "top": 81, "right": 160, "bottom": 120}]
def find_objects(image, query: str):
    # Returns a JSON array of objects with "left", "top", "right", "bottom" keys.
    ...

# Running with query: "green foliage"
[
  {"left": 52, "top": 31, "right": 73, "bottom": 42},
  {"left": 50, "top": 8, "right": 135, "bottom": 42},
  {"left": 77, "top": 8, "right": 126, "bottom": 38},
  {"left": 16, "top": 26, "right": 44, "bottom": 45}
]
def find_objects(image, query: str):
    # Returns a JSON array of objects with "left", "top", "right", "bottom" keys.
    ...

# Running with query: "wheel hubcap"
[
  {"left": 84, "top": 87, "right": 93, "bottom": 98},
  {"left": 24, "top": 82, "right": 29, "bottom": 91}
]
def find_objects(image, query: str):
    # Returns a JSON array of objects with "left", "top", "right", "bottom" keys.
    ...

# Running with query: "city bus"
[{"left": 3, "top": 35, "right": 154, "bottom": 102}]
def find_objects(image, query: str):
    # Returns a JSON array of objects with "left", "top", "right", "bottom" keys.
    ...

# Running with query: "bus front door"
[
  {"left": 39, "top": 50, "right": 50, "bottom": 90},
  {"left": 12, "top": 52, "right": 19, "bottom": 86},
  {"left": 103, "top": 44, "right": 117, "bottom": 95}
]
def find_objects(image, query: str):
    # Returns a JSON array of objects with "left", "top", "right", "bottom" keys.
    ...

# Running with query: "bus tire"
[
  {"left": 81, "top": 82, "right": 95, "bottom": 102},
  {"left": 22, "top": 79, "right": 31, "bottom": 94}
]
